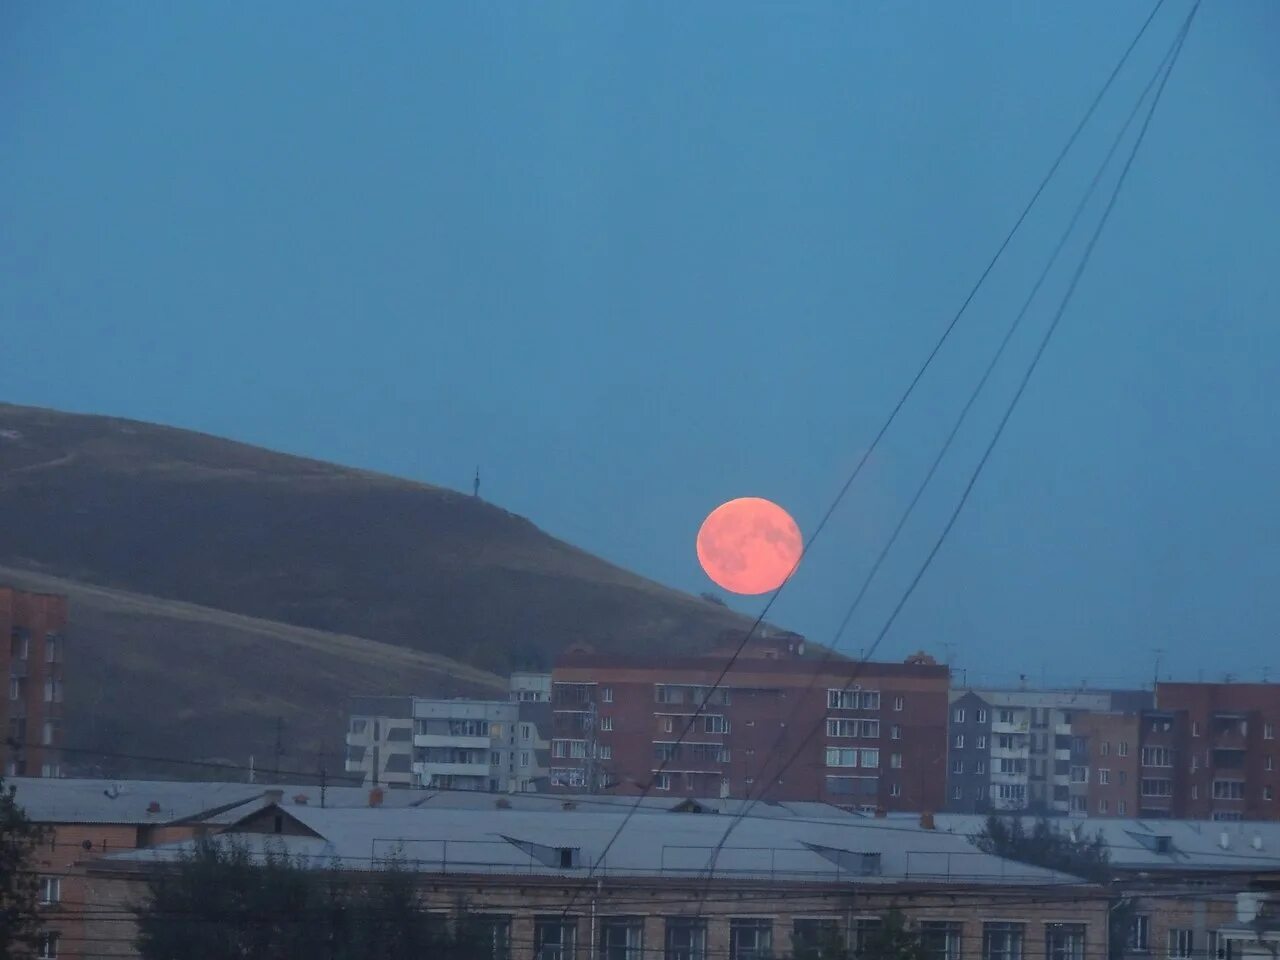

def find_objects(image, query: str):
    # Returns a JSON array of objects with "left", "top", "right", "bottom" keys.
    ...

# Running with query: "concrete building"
[
  {"left": 945, "top": 687, "right": 1152, "bottom": 816},
  {"left": 549, "top": 642, "right": 949, "bottom": 811},
  {"left": 345, "top": 675, "right": 553, "bottom": 793},
  {"left": 1, "top": 586, "right": 67, "bottom": 779}
]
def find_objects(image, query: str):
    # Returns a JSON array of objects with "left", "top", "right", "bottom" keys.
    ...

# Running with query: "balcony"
[
  {"left": 414, "top": 760, "right": 490, "bottom": 779},
  {"left": 992, "top": 719, "right": 1030, "bottom": 735},
  {"left": 414, "top": 734, "right": 490, "bottom": 750},
  {"left": 8, "top": 662, "right": 26, "bottom": 679}
]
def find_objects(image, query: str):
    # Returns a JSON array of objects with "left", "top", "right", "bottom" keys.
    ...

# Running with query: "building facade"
[
  {"left": 945, "top": 687, "right": 1152, "bottom": 816},
  {"left": 1149, "top": 682, "right": 1280, "bottom": 821},
  {"left": 549, "top": 645, "right": 949, "bottom": 811},
  {"left": 1, "top": 586, "right": 67, "bottom": 779},
  {"left": 345, "top": 675, "right": 553, "bottom": 793}
]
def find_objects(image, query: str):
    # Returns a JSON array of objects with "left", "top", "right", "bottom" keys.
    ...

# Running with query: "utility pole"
[
  {"left": 248, "top": 755, "right": 255, "bottom": 784},
  {"left": 1152, "top": 649, "right": 1164, "bottom": 694},
  {"left": 473, "top": 467, "right": 481, "bottom": 498},
  {"left": 320, "top": 752, "right": 328, "bottom": 809},
  {"left": 272, "top": 716, "right": 284, "bottom": 783}
]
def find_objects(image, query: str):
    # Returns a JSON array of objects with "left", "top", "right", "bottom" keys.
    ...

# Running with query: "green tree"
[
  {"left": 134, "top": 835, "right": 490, "bottom": 960},
  {"left": 0, "top": 776, "right": 47, "bottom": 955}
]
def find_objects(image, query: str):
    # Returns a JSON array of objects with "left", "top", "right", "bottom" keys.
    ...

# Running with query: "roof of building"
[
  {"left": 923, "top": 814, "right": 1280, "bottom": 873},
  {"left": 98, "top": 803, "right": 1085, "bottom": 887}
]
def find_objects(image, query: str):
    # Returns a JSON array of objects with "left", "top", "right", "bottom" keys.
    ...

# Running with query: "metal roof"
[{"left": 101, "top": 803, "right": 1083, "bottom": 887}]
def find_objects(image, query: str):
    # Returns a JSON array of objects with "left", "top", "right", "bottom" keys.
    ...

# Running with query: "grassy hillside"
[
  {"left": 0, "top": 565, "right": 505, "bottom": 781},
  {"left": 0, "top": 403, "right": 756, "bottom": 677}
]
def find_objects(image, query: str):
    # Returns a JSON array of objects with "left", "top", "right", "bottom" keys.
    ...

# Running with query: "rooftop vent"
[
  {"left": 1219, "top": 831, "right": 1231, "bottom": 850},
  {"left": 264, "top": 789, "right": 284, "bottom": 804},
  {"left": 495, "top": 798, "right": 512, "bottom": 809},
  {"left": 146, "top": 801, "right": 161, "bottom": 814},
  {"left": 1253, "top": 835, "right": 1264, "bottom": 851},
  {"left": 293, "top": 795, "right": 309, "bottom": 805},
  {"left": 369, "top": 788, "right": 384, "bottom": 808}
]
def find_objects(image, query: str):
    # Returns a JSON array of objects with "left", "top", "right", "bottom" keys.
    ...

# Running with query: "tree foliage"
[
  {"left": 134, "top": 835, "right": 491, "bottom": 960},
  {"left": 0, "top": 776, "right": 47, "bottom": 955},
  {"left": 791, "top": 910, "right": 927, "bottom": 960}
]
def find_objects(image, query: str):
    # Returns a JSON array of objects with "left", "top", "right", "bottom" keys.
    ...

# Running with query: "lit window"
[
  {"left": 600, "top": 717, "right": 613, "bottom": 732},
  {"left": 602, "top": 687, "right": 614, "bottom": 703},
  {"left": 37, "top": 933, "right": 58, "bottom": 959}
]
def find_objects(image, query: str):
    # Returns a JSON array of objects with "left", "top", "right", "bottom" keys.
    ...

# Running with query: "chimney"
[
  {"left": 920, "top": 812, "right": 935, "bottom": 830},
  {"left": 293, "top": 794, "right": 309, "bottom": 805},
  {"left": 146, "top": 801, "right": 161, "bottom": 814},
  {"left": 264, "top": 789, "right": 284, "bottom": 804},
  {"left": 369, "top": 787, "right": 384, "bottom": 808}
]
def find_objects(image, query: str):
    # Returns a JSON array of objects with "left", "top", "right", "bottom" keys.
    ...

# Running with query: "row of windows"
[
  {"left": 828, "top": 690, "right": 909, "bottom": 711},
  {"left": 514, "top": 917, "right": 1085, "bottom": 960},
  {"left": 7, "top": 632, "right": 60, "bottom": 662},
  {"left": 826, "top": 748, "right": 880, "bottom": 769},
  {"left": 7, "top": 678, "right": 63, "bottom": 702}
]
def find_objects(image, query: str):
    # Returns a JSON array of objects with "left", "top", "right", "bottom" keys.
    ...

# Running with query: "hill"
[
  {"left": 0, "top": 565, "right": 505, "bottom": 781},
  {"left": 0, "top": 403, "right": 758, "bottom": 676}
]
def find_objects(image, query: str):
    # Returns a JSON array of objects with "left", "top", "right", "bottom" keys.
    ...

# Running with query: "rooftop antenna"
[
  {"left": 473, "top": 467, "right": 481, "bottom": 498},
  {"left": 1152, "top": 649, "right": 1164, "bottom": 691}
]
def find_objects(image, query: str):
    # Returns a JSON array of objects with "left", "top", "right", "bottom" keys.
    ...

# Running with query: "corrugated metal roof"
[{"left": 102, "top": 804, "right": 1083, "bottom": 886}]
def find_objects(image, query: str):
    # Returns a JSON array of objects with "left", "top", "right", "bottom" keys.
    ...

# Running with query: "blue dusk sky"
[{"left": 3, "top": 2, "right": 1277, "bottom": 686}]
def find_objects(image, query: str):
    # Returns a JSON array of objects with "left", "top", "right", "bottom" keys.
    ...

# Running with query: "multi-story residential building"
[
  {"left": 945, "top": 687, "right": 1151, "bottom": 816},
  {"left": 345, "top": 675, "right": 553, "bottom": 793},
  {"left": 1, "top": 586, "right": 67, "bottom": 779},
  {"left": 1149, "top": 682, "right": 1280, "bottom": 821},
  {"left": 510, "top": 672, "right": 551, "bottom": 703},
  {"left": 549, "top": 643, "right": 949, "bottom": 811}
]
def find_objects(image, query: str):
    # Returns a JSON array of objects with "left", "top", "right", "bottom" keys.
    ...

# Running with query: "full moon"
[{"left": 696, "top": 497, "right": 803, "bottom": 595}]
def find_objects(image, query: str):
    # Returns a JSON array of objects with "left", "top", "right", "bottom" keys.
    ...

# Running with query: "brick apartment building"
[
  {"left": 1145, "top": 681, "right": 1280, "bottom": 820},
  {"left": 1, "top": 586, "right": 66, "bottom": 779},
  {"left": 549, "top": 636, "right": 949, "bottom": 812}
]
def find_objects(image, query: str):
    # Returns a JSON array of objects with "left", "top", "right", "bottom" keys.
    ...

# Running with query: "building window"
[
  {"left": 730, "top": 919, "right": 772, "bottom": 960},
  {"left": 954, "top": 735, "right": 965, "bottom": 749},
  {"left": 1266, "top": 723, "right": 1275, "bottom": 740},
  {"left": 997, "top": 710, "right": 1015, "bottom": 725},
  {"left": 861, "top": 692, "right": 881, "bottom": 710},
  {"left": 1141, "top": 747, "right": 1173, "bottom": 768},
  {"left": 1267, "top": 756, "right": 1274, "bottom": 772},
  {"left": 828, "top": 689, "right": 858, "bottom": 709},
  {"left": 520, "top": 751, "right": 530, "bottom": 768},
  {"left": 1099, "top": 769, "right": 1111, "bottom": 785},
  {"left": 891, "top": 725, "right": 902, "bottom": 741},
  {"left": 1119, "top": 771, "right": 1127, "bottom": 785},
  {"left": 600, "top": 746, "right": 612, "bottom": 760},
  {"left": 654, "top": 773, "right": 671, "bottom": 791},
  {"left": 1140, "top": 779, "right": 1173, "bottom": 798},
  {"left": 919, "top": 921, "right": 962, "bottom": 960},
  {"left": 977, "top": 708, "right": 988, "bottom": 723},
  {"left": 1046, "top": 924, "right": 1085, "bottom": 960},
  {"left": 954, "top": 708, "right": 966, "bottom": 724},
  {"left": 1213, "top": 780, "right": 1245, "bottom": 800},
  {"left": 952, "top": 759, "right": 964, "bottom": 774},
  {"left": 41, "top": 721, "right": 56, "bottom": 747},
  {"left": 997, "top": 784, "right": 1026, "bottom": 803},
  {"left": 976, "top": 735, "right": 987, "bottom": 749},
  {"left": 976, "top": 760, "right": 986, "bottom": 774},
  {"left": 553, "top": 741, "right": 568, "bottom": 759},
  {"left": 1070, "top": 766, "right": 1088, "bottom": 784},
  {"left": 1264, "top": 786, "right": 1274, "bottom": 802},
  {"left": 665, "top": 919, "right": 707, "bottom": 960},
  {"left": 952, "top": 786, "right": 962, "bottom": 800},
  {"left": 852, "top": 917, "right": 883, "bottom": 956},
  {"left": 894, "top": 696, "right": 905, "bottom": 711},
  {"left": 602, "top": 687, "right": 614, "bottom": 703},
  {"left": 600, "top": 917, "right": 644, "bottom": 960},
  {"left": 37, "top": 933, "right": 58, "bottom": 960},
  {"left": 890, "top": 782, "right": 901, "bottom": 798},
  {"left": 890, "top": 753, "right": 903, "bottom": 769},
  {"left": 984, "top": 923, "right": 1024, "bottom": 960},
  {"left": 8, "top": 679, "right": 18, "bottom": 701},
  {"left": 1118, "top": 800, "right": 1127, "bottom": 815},
  {"left": 1101, "top": 741, "right": 1110, "bottom": 756},
  {"left": 1099, "top": 798, "right": 1110, "bottom": 814},
  {"left": 535, "top": 918, "right": 577, "bottom": 960},
  {"left": 1168, "top": 930, "right": 1193, "bottom": 960},
  {"left": 1192, "top": 785, "right": 1199, "bottom": 800},
  {"left": 792, "top": 919, "right": 840, "bottom": 959},
  {"left": 1070, "top": 796, "right": 1087, "bottom": 814},
  {"left": 521, "top": 723, "right": 532, "bottom": 741},
  {"left": 1128, "top": 916, "right": 1149, "bottom": 952},
  {"left": 826, "top": 748, "right": 858, "bottom": 768},
  {"left": 703, "top": 716, "right": 730, "bottom": 734},
  {"left": 1118, "top": 741, "right": 1129, "bottom": 757},
  {"left": 998, "top": 734, "right": 1014, "bottom": 750},
  {"left": 1192, "top": 721, "right": 1200, "bottom": 737},
  {"left": 663, "top": 717, "right": 674, "bottom": 734},
  {"left": 601, "top": 717, "right": 613, "bottom": 732},
  {"left": 38, "top": 876, "right": 60, "bottom": 905}
]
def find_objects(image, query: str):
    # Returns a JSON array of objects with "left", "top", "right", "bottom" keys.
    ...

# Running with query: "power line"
[
  {"left": 558, "top": 0, "right": 1175, "bottom": 916},
  {"left": 692, "top": 0, "right": 1201, "bottom": 908}
]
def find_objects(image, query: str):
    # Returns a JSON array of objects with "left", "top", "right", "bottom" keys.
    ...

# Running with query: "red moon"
[{"left": 696, "top": 497, "right": 803, "bottom": 595}]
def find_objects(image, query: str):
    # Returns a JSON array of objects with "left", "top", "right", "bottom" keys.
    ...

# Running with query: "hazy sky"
[{"left": 4, "top": 2, "right": 1277, "bottom": 687}]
